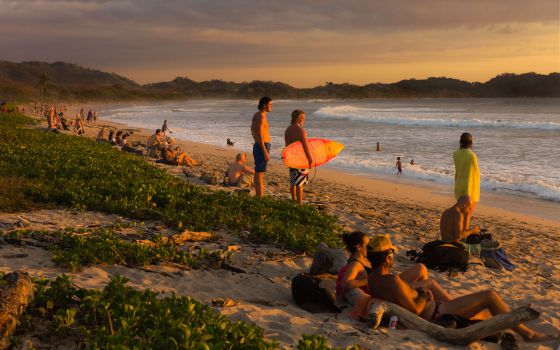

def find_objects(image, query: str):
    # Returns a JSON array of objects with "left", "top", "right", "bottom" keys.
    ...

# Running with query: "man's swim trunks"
[
  {"left": 253, "top": 142, "right": 271, "bottom": 172},
  {"left": 289, "top": 168, "right": 309, "bottom": 187}
]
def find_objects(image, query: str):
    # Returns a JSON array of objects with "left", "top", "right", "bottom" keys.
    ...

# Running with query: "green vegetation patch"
[
  {"left": 7, "top": 228, "right": 227, "bottom": 272},
  {"left": 0, "top": 112, "right": 341, "bottom": 253},
  {"left": 15, "top": 274, "right": 276, "bottom": 349},
  {"left": 297, "top": 335, "right": 361, "bottom": 350}
]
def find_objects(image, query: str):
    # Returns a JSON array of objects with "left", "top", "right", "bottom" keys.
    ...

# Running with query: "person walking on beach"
[
  {"left": 251, "top": 96, "right": 272, "bottom": 198},
  {"left": 285, "top": 109, "right": 312, "bottom": 205},
  {"left": 395, "top": 157, "right": 403, "bottom": 175},
  {"left": 376, "top": 142, "right": 381, "bottom": 152},
  {"left": 453, "top": 132, "right": 480, "bottom": 231},
  {"left": 162, "top": 120, "right": 172, "bottom": 136}
]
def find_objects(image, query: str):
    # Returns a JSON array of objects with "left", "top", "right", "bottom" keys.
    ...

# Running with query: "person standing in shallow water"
[
  {"left": 395, "top": 157, "right": 403, "bottom": 175},
  {"left": 251, "top": 97, "right": 272, "bottom": 198},
  {"left": 453, "top": 132, "right": 480, "bottom": 232}
]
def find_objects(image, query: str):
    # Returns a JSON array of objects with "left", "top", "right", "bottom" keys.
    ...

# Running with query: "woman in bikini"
[{"left": 336, "top": 231, "right": 372, "bottom": 306}]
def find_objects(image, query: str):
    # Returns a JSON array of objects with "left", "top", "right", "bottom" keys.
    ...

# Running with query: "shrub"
[{"left": 0, "top": 112, "right": 341, "bottom": 253}]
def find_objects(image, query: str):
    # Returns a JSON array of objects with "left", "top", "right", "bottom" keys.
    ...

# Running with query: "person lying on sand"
[
  {"left": 338, "top": 232, "right": 452, "bottom": 307},
  {"left": 440, "top": 195, "right": 480, "bottom": 242},
  {"left": 226, "top": 153, "right": 254, "bottom": 187},
  {"left": 368, "top": 234, "right": 555, "bottom": 342},
  {"left": 162, "top": 137, "right": 202, "bottom": 167}
]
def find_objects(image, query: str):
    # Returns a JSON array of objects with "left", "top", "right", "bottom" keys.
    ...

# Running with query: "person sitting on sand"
[
  {"left": 115, "top": 131, "right": 123, "bottom": 145},
  {"left": 74, "top": 113, "right": 85, "bottom": 136},
  {"left": 440, "top": 195, "right": 480, "bottom": 242},
  {"left": 336, "top": 232, "right": 372, "bottom": 306},
  {"left": 337, "top": 232, "right": 452, "bottom": 307},
  {"left": 146, "top": 129, "right": 164, "bottom": 158},
  {"left": 108, "top": 130, "right": 116, "bottom": 144},
  {"left": 120, "top": 134, "right": 129, "bottom": 147},
  {"left": 96, "top": 128, "right": 106, "bottom": 142},
  {"left": 226, "top": 153, "right": 255, "bottom": 187},
  {"left": 367, "top": 234, "right": 554, "bottom": 342},
  {"left": 162, "top": 137, "right": 202, "bottom": 167}
]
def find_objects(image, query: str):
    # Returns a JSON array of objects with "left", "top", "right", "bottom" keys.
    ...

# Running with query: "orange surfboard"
[{"left": 282, "top": 138, "right": 344, "bottom": 169}]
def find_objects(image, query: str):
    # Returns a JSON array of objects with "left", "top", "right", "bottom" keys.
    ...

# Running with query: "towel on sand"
[{"left": 453, "top": 148, "right": 480, "bottom": 202}]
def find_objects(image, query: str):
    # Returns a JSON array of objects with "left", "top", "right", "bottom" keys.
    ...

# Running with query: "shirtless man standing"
[
  {"left": 440, "top": 195, "right": 480, "bottom": 242},
  {"left": 251, "top": 97, "right": 272, "bottom": 198},
  {"left": 284, "top": 110, "right": 313, "bottom": 205},
  {"left": 368, "top": 235, "right": 553, "bottom": 343}
]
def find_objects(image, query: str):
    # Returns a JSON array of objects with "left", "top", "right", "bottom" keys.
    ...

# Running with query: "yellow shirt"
[{"left": 453, "top": 148, "right": 480, "bottom": 202}]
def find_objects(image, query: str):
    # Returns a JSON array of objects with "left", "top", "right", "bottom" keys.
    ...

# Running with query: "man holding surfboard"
[
  {"left": 285, "top": 109, "right": 313, "bottom": 205},
  {"left": 251, "top": 97, "right": 272, "bottom": 198}
]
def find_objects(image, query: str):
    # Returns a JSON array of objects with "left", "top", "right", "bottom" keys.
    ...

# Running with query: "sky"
[{"left": 1, "top": 0, "right": 559, "bottom": 87}]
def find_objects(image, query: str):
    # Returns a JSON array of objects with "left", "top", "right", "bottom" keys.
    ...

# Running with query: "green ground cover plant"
[
  {"left": 6, "top": 228, "right": 227, "bottom": 272},
  {"left": 14, "top": 274, "right": 277, "bottom": 349},
  {"left": 0, "top": 112, "right": 341, "bottom": 253},
  {"left": 297, "top": 335, "right": 361, "bottom": 350}
]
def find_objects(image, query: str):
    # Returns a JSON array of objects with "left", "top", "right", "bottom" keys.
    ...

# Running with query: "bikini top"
[{"left": 348, "top": 257, "right": 372, "bottom": 275}]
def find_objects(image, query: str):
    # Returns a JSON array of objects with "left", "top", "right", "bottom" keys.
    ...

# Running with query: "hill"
[{"left": 1, "top": 60, "right": 558, "bottom": 101}]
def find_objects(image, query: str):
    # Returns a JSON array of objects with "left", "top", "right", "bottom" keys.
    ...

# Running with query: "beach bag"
[
  {"left": 480, "top": 239, "right": 516, "bottom": 271},
  {"left": 464, "top": 233, "right": 493, "bottom": 256},
  {"left": 291, "top": 273, "right": 340, "bottom": 313},
  {"left": 417, "top": 240, "right": 469, "bottom": 272}
]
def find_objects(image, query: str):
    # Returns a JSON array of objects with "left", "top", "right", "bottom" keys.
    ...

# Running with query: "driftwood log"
[
  {"left": 136, "top": 230, "right": 214, "bottom": 247},
  {"left": 0, "top": 271, "right": 34, "bottom": 350},
  {"left": 382, "top": 302, "right": 540, "bottom": 345}
]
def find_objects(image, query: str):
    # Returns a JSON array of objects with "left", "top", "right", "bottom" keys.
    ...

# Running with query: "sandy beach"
[{"left": 1, "top": 103, "right": 559, "bottom": 349}]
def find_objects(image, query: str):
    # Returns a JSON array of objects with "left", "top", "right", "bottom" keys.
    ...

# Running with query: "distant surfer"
[
  {"left": 453, "top": 132, "right": 480, "bottom": 231},
  {"left": 410, "top": 159, "right": 415, "bottom": 165},
  {"left": 251, "top": 96, "right": 272, "bottom": 198},
  {"left": 376, "top": 142, "right": 381, "bottom": 152},
  {"left": 395, "top": 157, "right": 403, "bottom": 175},
  {"left": 284, "top": 109, "right": 312, "bottom": 205}
]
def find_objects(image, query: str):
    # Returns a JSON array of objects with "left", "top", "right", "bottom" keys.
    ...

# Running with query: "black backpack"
[
  {"left": 417, "top": 240, "right": 469, "bottom": 272},
  {"left": 291, "top": 273, "right": 340, "bottom": 313}
]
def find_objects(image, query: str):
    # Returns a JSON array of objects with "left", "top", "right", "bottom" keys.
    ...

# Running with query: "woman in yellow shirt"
[{"left": 453, "top": 132, "right": 480, "bottom": 230}]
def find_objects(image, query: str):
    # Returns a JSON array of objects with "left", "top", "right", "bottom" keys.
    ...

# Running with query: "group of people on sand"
[
  {"left": 336, "top": 231, "right": 553, "bottom": 342},
  {"left": 146, "top": 128, "right": 202, "bottom": 167},
  {"left": 249, "top": 97, "right": 313, "bottom": 205},
  {"left": 36, "top": 104, "right": 94, "bottom": 136},
  {"left": 244, "top": 96, "right": 555, "bottom": 342}
]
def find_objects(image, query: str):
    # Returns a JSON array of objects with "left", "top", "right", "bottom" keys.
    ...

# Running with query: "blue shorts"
[{"left": 253, "top": 142, "right": 271, "bottom": 172}]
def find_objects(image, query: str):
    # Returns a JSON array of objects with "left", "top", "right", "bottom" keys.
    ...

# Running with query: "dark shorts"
[
  {"left": 253, "top": 142, "right": 271, "bottom": 172},
  {"left": 289, "top": 168, "right": 309, "bottom": 187}
]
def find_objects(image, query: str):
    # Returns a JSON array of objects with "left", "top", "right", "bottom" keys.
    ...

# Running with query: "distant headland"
[{"left": 1, "top": 60, "right": 558, "bottom": 101}]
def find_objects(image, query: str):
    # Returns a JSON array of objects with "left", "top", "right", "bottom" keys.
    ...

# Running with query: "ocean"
[{"left": 100, "top": 98, "right": 560, "bottom": 203}]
